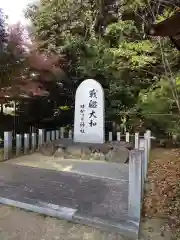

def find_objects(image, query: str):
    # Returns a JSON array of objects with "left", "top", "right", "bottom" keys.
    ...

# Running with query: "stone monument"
[{"left": 74, "top": 79, "right": 105, "bottom": 144}]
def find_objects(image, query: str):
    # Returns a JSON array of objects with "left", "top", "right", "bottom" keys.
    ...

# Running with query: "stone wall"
[{"left": 39, "top": 139, "right": 134, "bottom": 163}]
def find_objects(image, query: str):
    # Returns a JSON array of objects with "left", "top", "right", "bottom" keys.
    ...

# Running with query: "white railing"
[
  {"left": 3, "top": 128, "right": 153, "bottom": 160},
  {"left": 3, "top": 128, "right": 153, "bottom": 161},
  {"left": 128, "top": 131, "right": 151, "bottom": 222},
  {"left": 3, "top": 128, "right": 73, "bottom": 160}
]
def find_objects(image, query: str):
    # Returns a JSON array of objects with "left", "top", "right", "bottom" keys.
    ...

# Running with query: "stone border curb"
[
  {"left": 73, "top": 213, "right": 139, "bottom": 240},
  {"left": 0, "top": 197, "right": 140, "bottom": 239},
  {"left": 0, "top": 197, "right": 76, "bottom": 221}
]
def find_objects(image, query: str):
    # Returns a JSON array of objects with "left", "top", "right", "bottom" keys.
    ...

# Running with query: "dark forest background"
[{"left": 1, "top": 0, "right": 180, "bottom": 143}]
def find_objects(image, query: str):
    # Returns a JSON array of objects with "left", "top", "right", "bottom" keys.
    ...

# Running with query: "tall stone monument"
[{"left": 74, "top": 79, "right": 105, "bottom": 144}]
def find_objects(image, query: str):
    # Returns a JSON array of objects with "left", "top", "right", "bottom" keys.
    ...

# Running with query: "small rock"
[
  {"left": 107, "top": 141, "right": 133, "bottom": 150},
  {"left": 54, "top": 147, "right": 65, "bottom": 158},
  {"left": 65, "top": 145, "right": 82, "bottom": 157},
  {"left": 39, "top": 143, "right": 57, "bottom": 156},
  {"left": 105, "top": 146, "right": 129, "bottom": 163},
  {"left": 122, "top": 142, "right": 133, "bottom": 150},
  {"left": 105, "top": 150, "right": 114, "bottom": 161},
  {"left": 90, "top": 152, "right": 106, "bottom": 161},
  {"left": 54, "top": 143, "right": 66, "bottom": 149},
  {"left": 81, "top": 146, "right": 91, "bottom": 155},
  {"left": 54, "top": 138, "right": 73, "bottom": 147}
]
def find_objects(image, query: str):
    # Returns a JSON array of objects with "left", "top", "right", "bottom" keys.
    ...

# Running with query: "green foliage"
[
  {"left": 137, "top": 77, "right": 180, "bottom": 136},
  {"left": 24, "top": 0, "right": 180, "bottom": 137}
]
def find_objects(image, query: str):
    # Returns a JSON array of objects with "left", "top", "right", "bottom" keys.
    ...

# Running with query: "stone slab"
[
  {"left": 5, "top": 153, "right": 129, "bottom": 181},
  {"left": 0, "top": 163, "right": 141, "bottom": 239},
  {"left": 56, "top": 160, "right": 128, "bottom": 180},
  {"left": 0, "top": 164, "right": 128, "bottom": 220},
  {"left": 50, "top": 159, "right": 129, "bottom": 181},
  {"left": 74, "top": 79, "right": 105, "bottom": 144}
]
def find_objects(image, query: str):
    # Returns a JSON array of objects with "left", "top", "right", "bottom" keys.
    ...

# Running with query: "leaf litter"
[{"left": 143, "top": 148, "right": 180, "bottom": 238}]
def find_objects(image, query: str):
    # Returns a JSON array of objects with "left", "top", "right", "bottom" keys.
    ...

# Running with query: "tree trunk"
[{"left": 0, "top": 104, "right": 3, "bottom": 115}]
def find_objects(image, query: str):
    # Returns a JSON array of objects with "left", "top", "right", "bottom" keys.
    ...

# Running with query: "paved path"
[
  {"left": 6, "top": 153, "right": 129, "bottom": 180},
  {"left": 0, "top": 163, "right": 128, "bottom": 219},
  {"left": 0, "top": 162, "right": 138, "bottom": 239}
]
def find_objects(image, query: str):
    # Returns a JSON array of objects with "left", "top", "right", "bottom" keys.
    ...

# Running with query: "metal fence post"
[
  {"left": 4, "top": 131, "right": 12, "bottom": 160},
  {"left": 128, "top": 150, "right": 142, "bottom": 220}
]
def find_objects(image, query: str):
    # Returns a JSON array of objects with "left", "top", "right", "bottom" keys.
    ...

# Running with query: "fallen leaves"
[{"left": 143, "top": 148, "right": 180, "bottom": 236}]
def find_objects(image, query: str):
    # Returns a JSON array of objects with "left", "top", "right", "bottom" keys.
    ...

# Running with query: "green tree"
[{"left": 25, "top": 0, "right": 180, "bottom": 135}]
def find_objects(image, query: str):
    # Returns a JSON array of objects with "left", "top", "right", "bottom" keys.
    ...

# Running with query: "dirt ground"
[
  {"left": 0, "top": 205, "right": 124, "bottom": 240},
  {"left": 0, "top": 204, "right": 172, "bottom": 240},
  {"left": 0, "top": 148, "right": 179, "bottom": 240}
]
